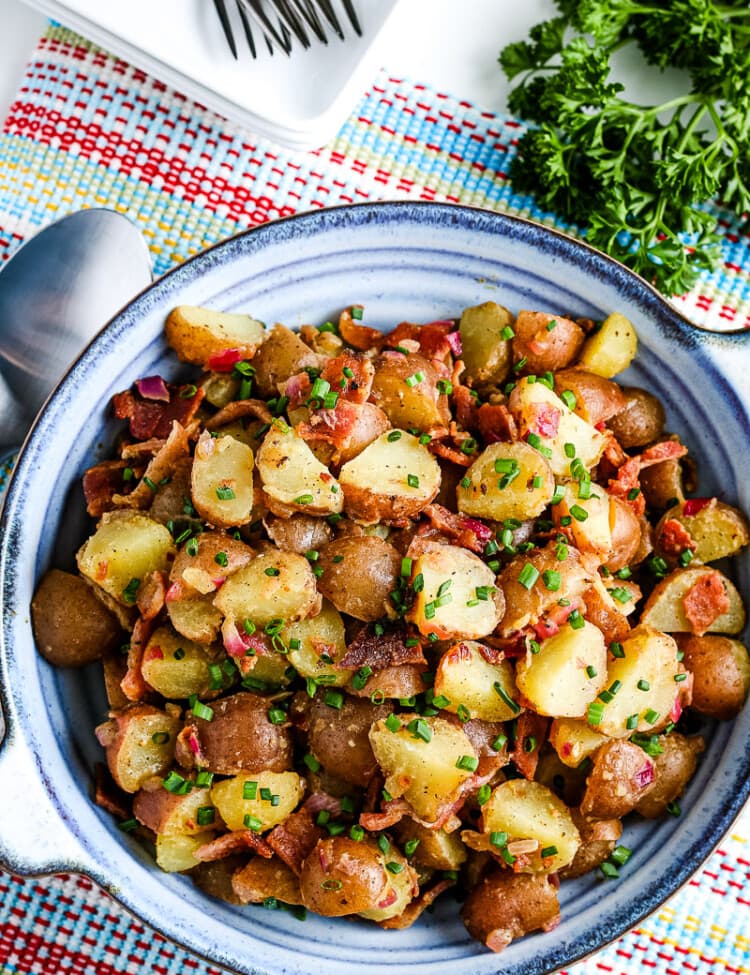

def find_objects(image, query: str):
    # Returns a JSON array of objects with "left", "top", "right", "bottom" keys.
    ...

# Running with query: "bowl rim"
[{"left": 1, "top": 200, "right": 749, "bottom": 975}]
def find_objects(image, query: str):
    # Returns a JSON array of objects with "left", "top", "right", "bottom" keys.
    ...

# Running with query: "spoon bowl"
[{"left": 0, "top": 208, "right": 152, "bottom": 446}]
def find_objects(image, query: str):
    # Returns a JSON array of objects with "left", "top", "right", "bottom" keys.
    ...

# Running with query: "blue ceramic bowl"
[{"left": 1, "top": 202, "right": 749, "bottom": 975}]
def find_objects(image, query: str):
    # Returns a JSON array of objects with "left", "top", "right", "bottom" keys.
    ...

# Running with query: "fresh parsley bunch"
[{"left": 500, "top": 0, "right": 750, "bottom": 294}]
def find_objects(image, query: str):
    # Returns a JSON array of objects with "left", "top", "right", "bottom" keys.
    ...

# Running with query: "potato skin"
[
  {"left": 581, "top": 740, "right": 656, "bottom": 819},
  {"left": 185, "top": 692, "right": 293, "bottom": 774},
  {"left": 606, "top": 497, "right": 642, "bottom": 572},
  {"left": 32, "top": 569, "right": 123, "bottom": 667},
  {"left": 264, "top": 514, "right": 332, "bottom": 554},
  {"left": 316, "top": 535, "right": 401, "bottom": 621},
  {"left": 512, "top": 310, "right": 585, "bottom": 374},
  {"left": 96, "top": 704, "right": 180, "bottom": 793},
  {"left": 553, "top": 369, "right": 626, "bottom": 425},
  {"left": 369, "top": 353, "right": 449, "bottom": 431},
  {"left": 461, "top": 871, "right": 560, "bottom": 952},
  {"left": 560, "top": 810, "right": 622, "bottom": 879},
  {"left": 191, "top": 854, "right": 246, "bottom": 905},
  {"left": 299, "top": 837, "right": 390, "bottom": 916},
  {"left": 677, "top": 635, "right": 750, "bottom": 720},
  {"left": 307, "top": 692, "right": 393, "bottom": 788},
  {"left": 635, "top": 733, "right": 704, "bottom": 819},
  {"left": 607, "top": 387, "right": 666, "bottom": 448},
  {"left": 251, "top": 323, "right": 321, "bottom": 398}
]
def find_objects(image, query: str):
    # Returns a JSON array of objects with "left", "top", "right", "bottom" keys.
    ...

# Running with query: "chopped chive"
[
  {"left": 406, "top": 718, "right": 432, "bottom": 742},
  {"left": 456, "top": 704, "right": 471, "bottom": 722},
  {"left": 588, "top": 701, "right": 604, "bottom": 726},
  {"left": 351, "top": 306, "right": 363, "bottom": 321},
  {"left": 477, "top": 784, "right": 492, "bottom": 806},
  {"left": 490, "top": 830, "right": 508, "bottom": 848},
  {"left": 501, "top": 325, "right": 515, "bottom": 340},
  {"left": 215, "top": 485, "right": 236, "bottom": 500},
  {"left": 455, "top": 755, "right": 479, "bottom": 772},
  {"left": 303, "top": 753, "right": 321, "bottom": 773},
  {"left": 610, "top": 587, "right": 631, "bottom": 604},
  {"left": 196, "top": 771, "right": 214, "bottom": 788},
  {"left": 407, "top": 473, "right": 419, "bottom": 488},
  {"left": 122, "top": 577, "right": 141, "bottom": 605},
  {"left": 191, "top": 699, "right": 214, "bottom": 722},
  {"left": 491, "top": 734, "right": 507, "bottom": 751},
  {"left": 569, "top": 504, "right": 589, "bottom": 522},
  {"left": 518, "top": 563, "right": 540, "bottom": 590},
  {"left": 265, "top": 567, "right": 280, "bottom": 577},
  {"left": 542, "top": 570, "right": 561, "bottom": 592},
  {"left": 405, "top": 371, "right": 425, "bottom": 388},
  {"left": 214, "top": 551, "right": 228, "bottom": 567},
  {"left": 437, "top": 379, "right": 453, "bottom": 395},
  {"left": 197, "top": 806, "right": 215, "bottom": 826},
  {"left": 560, "top": 390, "right": 576, "bottom": 410},
  {"left": 117, "top": 818, "right": 138, "bottom": 832},
  {"left": 404, "top": 838, "right": 420, "bottom": 856},
  {"left": 151, "top": 731, "right": 170, "bottom": 745},
  {"left": 541, "top": 845, "right": 558, "bottom": 858},
  {"left": 244, "top": 815, "right": 263, "bottom": 832},
  {"left": 610, "top": 641, "right": 625, "bottom": 658},
  {"left": 586, "top": 665, "right": 597, "bottom": 679},
  {"left": 637, "top": 679, "right": 650, "bottom": 692},
  {"left": 601, "top": 862, "right": 619, "bottom": 879},
  {"left": 460, "top": 476, "right": 471, "bottom": 489},
  {"left": 666, "top": 800, "right": 681, "bottom": 817},
  {"left": 493, "top": 682, "right": 520, "bottom": 714},
  {"left": 644, "top": 708, "right": 659, "bottom": 724}
]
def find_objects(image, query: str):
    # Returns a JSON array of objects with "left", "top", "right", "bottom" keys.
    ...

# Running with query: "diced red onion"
[
  {"left": 458, "top": 515, "right": 493, "bottom": 543},
  {"left": 683, "top": 498, "right": 711, "bottom": 516},
  {"left": 377, "top": 888, "right": 398, "bottom": 909},
  {"left": 634, "top": 760, "right": 655, "bottom": 789},
  {"left": 135, "top": 375, "right": 170, "bottom": 402}
]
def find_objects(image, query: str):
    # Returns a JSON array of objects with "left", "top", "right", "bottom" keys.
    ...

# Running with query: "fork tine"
[
  {"left": 340, "top": 0, "right": 362, "bottom": 36},
  {"left": 267, "top": 0, "right": 311, "bottom": 49},
  {"left": 234, "top": 0, "right": 257, "bottom": 58},
  {"left": 237, "top": 0, "right": 293, "bottom": 54},
  {"left": 311, "top": 0, "right": 345, "bottom": 40},
  {"left": 289, "top": 0, "right": 328, "bottom": 43},
  {"left": 213, "top": 0, "right": 238, "bottom": 58}
]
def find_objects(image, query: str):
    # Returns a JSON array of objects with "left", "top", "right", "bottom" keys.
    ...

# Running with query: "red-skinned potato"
[
  {"left": 460, "top": 871, "right": 561, "bottom": 952},
  {"left": 635, "top": 733, "right": 704, "bottom": 819},
  {"left": 307, "top": 692, "right": 393, "bottom": 788},
  {"left": 95, "top": 703, "right": 181, "bottom": 793},
  {"left": 580, "top": 740, "right": 656, "bottom": 819},
  {"left": 133, "top": 782, "right": 218, "bottom": 835},
  {"left": 369, "top": 353, "right": 449, "bottom": 432},
  {"left": 232, "top": 856, "right": 303, "bottom": 905},
  {"left": 512, "top": 310, "right": 585, "bottom": 374},
  {"left": 264, "top": 514, "right": 333, "bottom": 554},
  {"left": 316, "top": 535, "right": 401, "bottom": 621},
  {"left": 299, "top": 837, "right": 392, "bottom": 916},
  {"left": 553, "top": 369, "right": 626, "bottom": 426},
  {"left": 676, "top": 634, "right": 750, "bottom": 720},
  {"left": 607, "top": 387, "right": 666, "bottom": 448},
  {"left": 182, "top": 692, "right": 293, "bottom": 775},
  {"left": 606, "top": 497, "right": 642, "bottom": 572},
  {"left": 32, "top": 569, "right": 123, "bottom": 667},
  {"left": 560, "top": 810, "right": 622, "bottom": 878}
]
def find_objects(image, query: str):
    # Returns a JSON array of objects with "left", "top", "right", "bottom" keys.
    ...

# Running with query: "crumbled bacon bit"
[
  {"left": 683, "top": 570, "right": 730, "bottom": 635},
  {"left": 477, "top": 403, "right": 517, "bottom": 444},
  {"left": 659, "top": 519, "right": 695, "bottom": 556},
  {"left": 112, "top": 382, "right": 204, "bottom": 440},
  {"left": 422, "top": 503, "right": 493, "bottom": 553},
  {"left": 267, "top": 808, "right": 324, "bottom": 876},
  {"left": 194, "top": 830, "right": 273, "bottom": 862},
  {"left": 83, "top": 460, "right": 133, "bottom": 518},
  {"left": 511, "top": 712, "right": 549, "bottom": 780},
  {"left": 320, "top": 353, "right": 374, "bottom": 404}
]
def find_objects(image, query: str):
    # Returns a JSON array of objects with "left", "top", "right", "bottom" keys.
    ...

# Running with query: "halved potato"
[
  {"left": 577, "top": 313, "right": 638, "bottom": 378},
  {"left": 456, "top": 441, "right": 555, "bottom": 522},
  {"left": 141, "top": 625, "right": 215, "bottom": 699},
  {"left": 210, "top": 771, "right": 304, "bottom": 832},
  {"left": 166, "top": 305, "right": 265, "bottom": 366},
  {"left": 252, "top": 323, "right": 321, "bottom": 398},
  {"left": 459, "top": 301, "right": 514, "bottom": 388},
  {"left": 508, "top": 378, "right": 607, "bottom": 477},
  {"left": 482, "top": 780, "right": 580, "bottom": 874},
  {"left": 549, "top": 717, "right": 608, "bottom": 768},
  {"left": 593, "top": 624, "right": 682, "bottom": 738},
  {"left": 167, "top": 596, "right": 224, "bottom": 646},
  {"left": 284, "top": 600, "right": 348, "bottom": 685},
  {"left": 641, "top": 566, "right": 746, "bottom": 635},
  {"left": 191, "top": 431, "right": 254, "bottom": 528},
  {"left": 339, "top": 430, "right": 441, "bottom": 524},
  {"left": 156, "top": 832, "right": 215, "bottom": 873},
  {"left": 256, "top": 421, "right": 343, "bottom": 517},
  {"left": 654, "top": 498, "right": 750, "bottom": 565},
  {"left": 214, "top": 550, "right": 321, "bottom": 628},
  {"left": 369, "top": 353, "right": 449, "bottom": 431},
  {"left": 392, "top": 819, "right": 468, "bottom": 871},
  {"left": 552, "top": 484, "right": 613, "bottom": 564},
  {"left": 434, "top": 641, "right": 520, "bottom": 722},
  {"left": 369, "top": 714, "right": 477, "bottom": 823},
  {"left": 406, "top": 542, "right": 503, "bottom": 640},
  {"left": 133, "top": 784, "right": 217, "bottom": 835},
  {"left": 516, "top": 621, "right": 607, "bottom": 717},
  {"left": 77, "top": 511, "right": 175, "bottom": 606},
  {"left": 95, "top": 704, "right": 181, "bottom": 793}
]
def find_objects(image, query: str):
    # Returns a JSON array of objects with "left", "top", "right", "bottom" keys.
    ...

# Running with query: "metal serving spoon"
[{"left": 0, "top": 209, "right": 153, "bottom": 453}]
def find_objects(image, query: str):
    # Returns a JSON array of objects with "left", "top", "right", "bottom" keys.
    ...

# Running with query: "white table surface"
[{"left": 0, "top": 0, "right": 561, "bottom": 128}]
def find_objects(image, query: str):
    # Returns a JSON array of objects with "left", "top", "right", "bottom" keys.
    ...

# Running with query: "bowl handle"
[{"left": 0, "top": 702, "right": 97, "bottom": 877}]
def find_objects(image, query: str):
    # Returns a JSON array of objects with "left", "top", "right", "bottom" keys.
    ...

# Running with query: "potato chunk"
[
  {"left": 369, "top": 354, "right": 449, "bottom": 431},
  {"left": 482, "top": 780, "right": 580, "bottom": 873},
  {"left": 654, "top": 498, "right": 750, "bottom": 565},
  {"left": 508, "top": 377, "right": 607, "bottom": 476},
  {"left": 77, "top": 511, "right": 175, "bottom": 606},
  {"left": 461, "top": 871, "right": 560, "bottom": 953},
  {"left": 191, "top": 432, "right": 254, "bottom": 527},
  {"left": 434, "top": 641, "right": 520, "bottom": 721},
  {"left": 552, "top": 484, "right": 613, "bottom": 564},
  {"left": 593, "top": 625, "right": 682, "bottom": 738},
  {"left": 156, "top": 832, "right": 215, "bottom": 873},
  {"left": 133, "top": 784, "right": 217, "bottom": 835},
  {"left": 677, "top": 634, "right": 750, "bottom": 720},
  {"left": 284, "top": 600, "right": 348, "bottom": 685},
  {"left": 256, "top": 421, "right": 342, "bottom": 517},
  {"left": 214, "top": 550, "right": 320, "bottom": 628},
  {"left": 210, "top": 771, "right": 304, "bottom": 832},
  {"left": 339, "top": 430, "right": 441, "bottom": 524},
  {"left": 578, "top": 312, "right": 637, "bottom": 378},
  {"left": 141, "top": 625, "right": 214, "bottom": 699},
  {"left": 458, "top": 301, "right": 513, "bottom": 388},
  {"left": 406, "top": 543, "right": 503, "bottom": 640},
  {"left": 95, "top": 704, "right": 180, "bottom": 793},
  {"left": 456, "top": 441, "right": 555, "bottom": 522},
  {"left": 369, "top": 714, "right": 477, "bottom": 823},
  {"left": 641, "top": 566, "right": 745, "bottom": 635},
  {"left": 165, "top": 305, "right": 265, "bottom": 366},
  {"left": 516, "top": 621, "right": 607, "bottom": 717},
  {"left": 512, "top": 310, "right": 585, "bottom": 374},
  {"left": 549, "top": 717, "right": 608, "bottom": 768}
]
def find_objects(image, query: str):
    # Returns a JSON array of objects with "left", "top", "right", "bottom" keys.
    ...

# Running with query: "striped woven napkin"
[{"left": 0, "top": 23, "right": 748, "bottom": 975}]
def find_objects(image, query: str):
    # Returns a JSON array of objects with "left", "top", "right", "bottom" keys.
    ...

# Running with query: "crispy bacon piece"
[
  {"left": 112, "top": 382, "right": 205, "bottom": 440},
  {"left": 338, "top": 306, "right": 383, "bottom": 351},
  {"left": 83, "top": 460, "right": 133, "bottom": 518},
  {"left": 136, "top": 570, "right": 167, "bottom": 622},
  {"left": 267, "top": 808, "right": 324, "bottom": 876},
  {"left": 641, "top": 441, "right": 688, "bottom": 466},
  {"left": 454, "top": 385, "right": 479, "bottom": 430},
  {"left": 297, "top": 400, "right": 389, "bottom": 455},
  {"left": 429, "top": 440, "right": 473, "bottom": 467},
  {"left": 659, "top": 518, "right": 695, "bottom": 556},
  {"left": 205, "top": 398, "right": 273, "bottom": 430},
  {"left": 384, "top": 320, "right": 454, "bottom": 361},
  {"left": 379, "top": 878, "right": 449, "bottom": 930},
  {"left": 320, "top": 353, "right": 375, "bottom": 404},
  {"left": 94, "top": 763, "right": 131, "bottom": 821},
  {"left": 511, "top": 712, "right": 550, "bottom": 781},
  {"left": 112, "top": 420, "right": 192, "bottom": 510},
  {"left": 174, "top": 725, "right": 208, "bottom": 770},
  {"left": 422, "top": 503, "right": 494, "bottom": 554},
  {"left": 477, "top": 403, "right": 517, "bottom": 444},
  {"left": 359, "top": 800, "right": 409, "bottom": 832},
  {"left": 527, "top": 402, "right": 561, "bottom": 439},
  {"left": 120, "top": 616, "right": 154, "bottom": 702},
  {"left": 195, "top": 830, "right": 274, "bottom": 862},
  {"left": 608, "top": 440, "right": 688, "bottom": 517},
  {"left": 338, "top": 625, "right": 426, "bottom": 672},
  {"left": 683, "top": 570, "right": 730, "bottom": 636}
]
